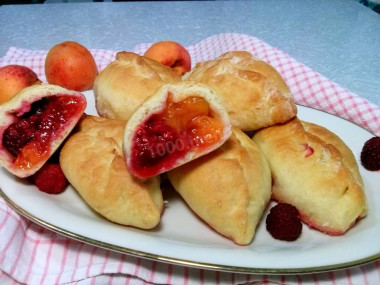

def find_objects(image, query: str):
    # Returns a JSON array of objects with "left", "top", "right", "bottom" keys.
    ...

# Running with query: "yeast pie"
[
  {"left": 123, "top": 81, "right": 232, "bottom": 179},
  {"left": 183, "top": 51, "right": 297, "bottom": 131},
  {"left": 0, "top": 84, "right": 86, "bottom": 178},
  {"left": 253, "top": 118, "right": 367, "bottom": 235},
  {"left": 93, "top": 51, "right": 181, "bottom": 121},
  {"left": 168, "top": 128, "right": 271, "bottom": 245},
  {"left": 60, "top": 115, "right": 163, "bottom": 229}
]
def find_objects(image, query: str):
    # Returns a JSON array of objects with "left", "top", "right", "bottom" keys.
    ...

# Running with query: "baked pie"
[
  {"left": 183, "top": 51, "right": 297, "bottom": 131},
  {"left": 0, "top": 84, "right": 86, "bottom": 178},
  {"left": 93, "top": 51, "right": 181, "bottom": 120},
  {"left": 60, "top": 115, "right": 163, "bottom": 229},
  {"left": 123, "top": 81, "right": 232, "bottom": 178},
  {"left": 253, "top": 118, "right": 367, "bottom": 235},
  {"left": 168, "top": 128, "right": 271, "bottom": 245}
]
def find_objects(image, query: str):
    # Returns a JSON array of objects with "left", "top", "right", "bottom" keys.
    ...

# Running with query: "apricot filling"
[
  {"left": 131, "top": 94, "right": 224, "bottom": 177},
  {"left": 2, "top": 95, "right": 85, "bottom": 170}
]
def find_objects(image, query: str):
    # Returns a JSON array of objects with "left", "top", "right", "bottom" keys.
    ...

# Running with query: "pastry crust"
[
  {"left": 252, "top": 118, "right": 367, "bottom": 235},
  {"left": 93, "top": 51, "right": 180, "bottom": 120},
  {"left": 0, "top": 84, "right": 86, "bottom": 178},
  {"left": 60, "top": 115, "right": 163, "bottom": 229},
  {"left": 123, "top": 81, "right": 232, "bottom": 178},
  {"left": 301, "top": 121, "right": 364, "bottom": 187},
  {"left": 183, "top": 51, "right": 297, "bottom": 131},
  {"left": 168, "top": 128, "right": 271, "bottom": 245}
]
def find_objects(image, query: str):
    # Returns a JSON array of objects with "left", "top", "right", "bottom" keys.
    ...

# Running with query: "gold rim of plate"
[
  {"left": 1, "top": 188, "right": 379, "bottom": 275},
  {"left": 0, "top": 104, "right": 379, "bottom": 274}
]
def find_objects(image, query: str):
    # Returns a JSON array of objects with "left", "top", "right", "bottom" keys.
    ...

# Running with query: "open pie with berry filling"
[
  {"left": 123, "top": 82, "right": 232, "bottom": 179},
  {"left": 0, "top": 84, "right": 86, "bottom": 178}
]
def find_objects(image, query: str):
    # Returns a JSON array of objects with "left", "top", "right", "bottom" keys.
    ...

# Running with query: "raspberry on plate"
[
  {"left": 32, "top": 163, "right": 68, "bottom": 194},
  {"left": 360, "top": 137, "right": 380, "bottom": 171},
  {"left": 266, "top": 203, "right": 302, "bottom": 241}
]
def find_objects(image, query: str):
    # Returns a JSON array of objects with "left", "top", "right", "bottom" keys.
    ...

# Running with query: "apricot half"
[{"left": 45, "top": 41, "right": 98, "bottom": 91}]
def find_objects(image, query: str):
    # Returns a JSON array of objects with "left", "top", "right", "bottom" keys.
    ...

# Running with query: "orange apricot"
[
  {"left": 45, "top": 41, "right": 98, "bottom": 91},
  {"left": 0, "top": 65, "right": 41, "bottom": 104}
]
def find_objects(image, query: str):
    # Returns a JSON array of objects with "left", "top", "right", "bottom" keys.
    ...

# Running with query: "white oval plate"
[{"left": 0, "top": 90, "right": 379, "bottom": 274}]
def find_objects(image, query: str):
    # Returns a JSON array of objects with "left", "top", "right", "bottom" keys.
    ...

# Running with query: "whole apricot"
[
  {"left": 45, "top": 41, "right": 98, "bottom": 91},
  {"left": 144, "top": 41, "right": 191, "bottom": 76},
  {"left": 0, "top": 65, "right": 41, "bottom": 104}
]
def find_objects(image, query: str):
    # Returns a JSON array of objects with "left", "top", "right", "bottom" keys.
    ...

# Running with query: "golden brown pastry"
[
  {"left": 168, "top": 128, "right": 271, "bottom": 245},
  {"left": 60, "top": 115, "right": 163, "bottom": 229},
  {"left": 93, "top": 51, "right": 181, "bottom": 120},
  {"left": 301, "top": 121, "right": 364, "bottom": 187},
  {"left": 252, "top": 118, "right": 367, "bottom": 235},
  {"left": 183, "top": 51, "right": 297, "bottom": 131},
  {"left": 123, "top": 81, "right": 232, "bottom": 179},
  {"left": 0, "top": 84, "right": 86, "bottom": 178}
]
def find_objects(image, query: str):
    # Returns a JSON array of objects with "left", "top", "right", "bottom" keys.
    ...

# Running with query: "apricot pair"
[
  {"left": 45, "top": 40, "right": 191, "bottom": 90},
  {"left": 0, "top": 40, "right": 190, "bottom": 104}
]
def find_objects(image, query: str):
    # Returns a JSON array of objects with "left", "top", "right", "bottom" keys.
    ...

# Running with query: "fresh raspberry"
[
  {"left": 266, "top": 203, "right": 302, "bottom": 241},
  {"left": 360, "top": 137, "right": 380, "bottom": 171},
  {"left": 32, "top": 163, "right": 68, "bottom": 194}
]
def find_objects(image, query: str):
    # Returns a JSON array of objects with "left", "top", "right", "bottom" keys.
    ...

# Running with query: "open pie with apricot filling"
[
  {"left": 0, "top": 84, "right": 86, "bottom": 178},
  {"left": 123, "top": 82, "right": 232, "bottom": 179}
]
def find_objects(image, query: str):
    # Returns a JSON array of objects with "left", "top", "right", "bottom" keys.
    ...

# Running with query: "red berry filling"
[
  {"left": 303, "top": 144, "right": 314, "bottom": 157},
  {"left": 266, "top": 203, "right": 302, "bottom": 241},
  {"left": 131, "top": 118, "right": 189, "bottom": 177},
  {"left": 2, "top": 95, "right": 85, "bottom": 169},
  {"left": 360, "top": 137, "right": 380, "bottom": 171},
  {"left": 130, "top": 94, "right": 224, "bottom": 178}
]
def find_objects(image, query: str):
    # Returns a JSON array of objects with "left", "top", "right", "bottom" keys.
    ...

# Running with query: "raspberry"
[
  {"left": 132, "top": 118, "right": 181, "bottom": 167},
  {"left": 266, "top": 203, "right": 302, "bottom": 241},
  {"left": 360, "top": 137, "right": 380, "bottom": 171},
  {"left": 32, "top": 163, "right": 68, "bottom": 194}
]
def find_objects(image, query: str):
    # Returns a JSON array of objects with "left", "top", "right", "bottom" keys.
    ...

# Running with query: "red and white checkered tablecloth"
[{"left": 0, "top": 33, "right": 379, "bottom": 285}]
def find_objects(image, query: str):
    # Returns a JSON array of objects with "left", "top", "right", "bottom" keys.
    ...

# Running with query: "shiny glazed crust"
[
  {"left": 60, "top": 115, "right": 163, "bottom": 229},
  {"left": 123, "top": 81, "right": 232, "bottom": 178},
  {"left": 252, "top": 118, "right": 367, "bottom": 235},
  {"left": 168, "top": 128, "right": 271, "bottom": 245},
  {"left": 0, "top": 84, "right": 86, "bottom": 178},
  {"left": 183, "top": 51, "right": 297, "bottom": 131},
  {"left": 93, "top": 51, "right": 180, "bottom": 120}
]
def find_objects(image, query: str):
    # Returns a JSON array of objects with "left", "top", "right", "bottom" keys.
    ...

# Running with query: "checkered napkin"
[{"left": 0, "top": 33, "right": 379, "bottom": 285}]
